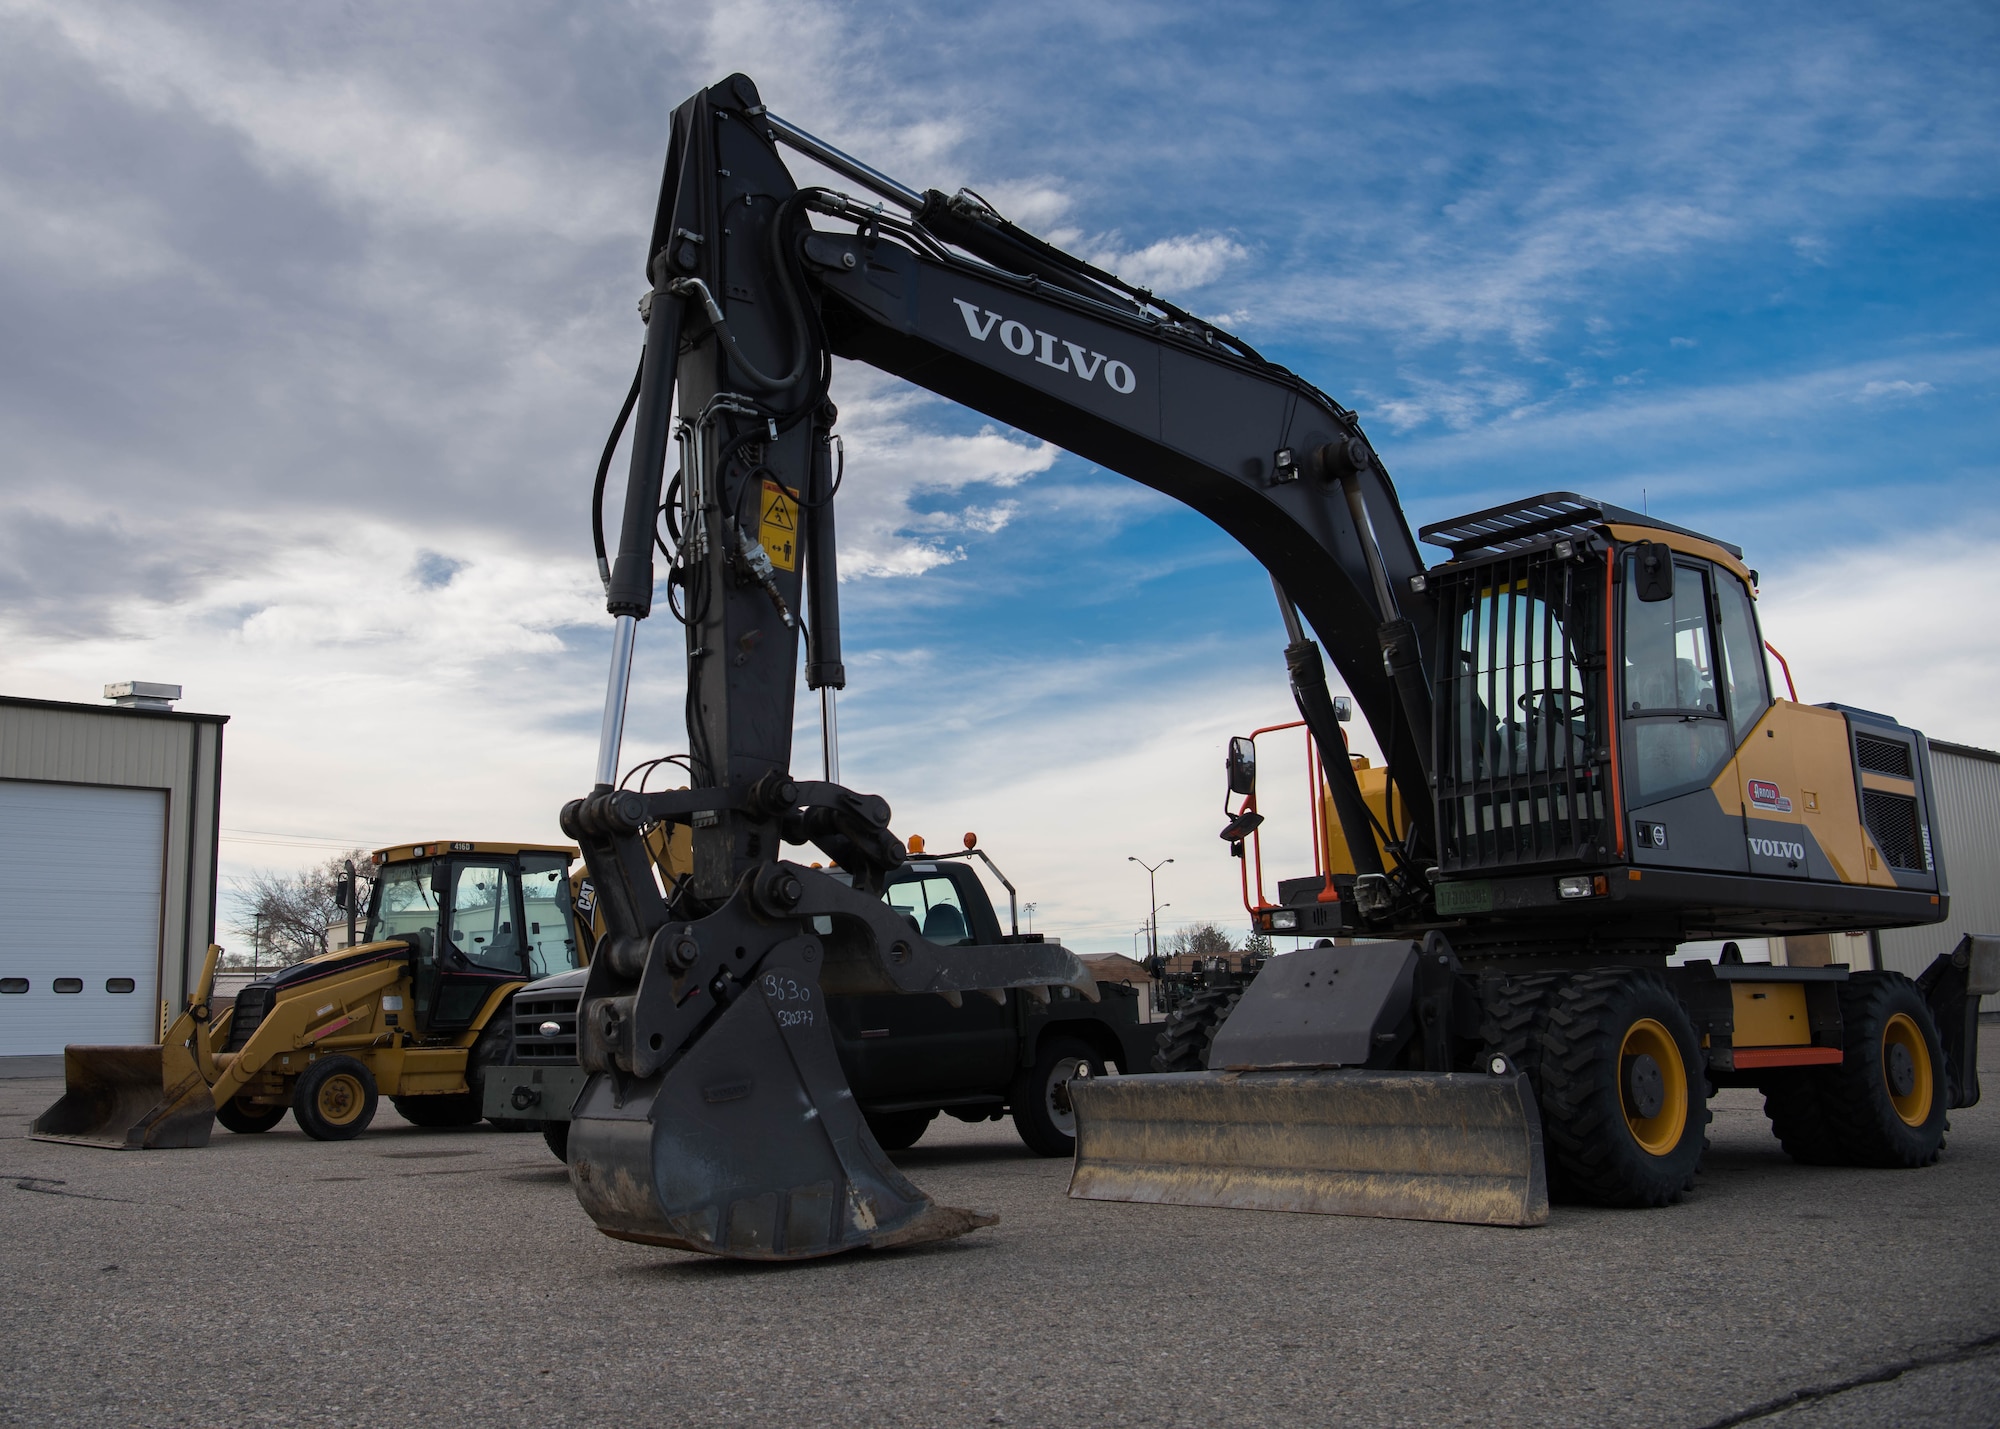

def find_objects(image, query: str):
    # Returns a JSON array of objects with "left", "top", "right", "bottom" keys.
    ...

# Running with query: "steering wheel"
[{"left": 1516, "top": 687, "right": 1584, "bottom": 717}]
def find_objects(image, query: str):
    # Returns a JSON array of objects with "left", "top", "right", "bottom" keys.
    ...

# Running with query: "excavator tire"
[
  {"left": 215, "top": 1098, "right": 288, "bottom": 1134},
  {"left": 1476, "top": 972, "right": 1565, "bottom": 1196},
  {"left": 1151, "top": 988, "right": 1242, "bottom": 1073},
  {"left": 865, "top": 1109, "right": 937, "bottom": 1152},
  {"left": 293, "top": 1056, "right": 379, "bottom": 1141},
  {"left": 1760, "top": 1074, "right": 1843, "bottom": 1165},
  {"left": 1537, "top": 970, "right": 1708, "bottom": 1207},
  {"left": 393, "top": 1093, "right": 484, "bottom": 1128},
  {"left": 1816, "top": 973, "right": 1949, "bottom": 1168}
]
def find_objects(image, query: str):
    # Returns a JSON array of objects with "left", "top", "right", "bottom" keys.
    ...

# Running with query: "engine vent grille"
[
  {"left": 1863, "top": 789, "right": 1925, "bottom": 871},
  {"left": 1855, "top": 734, "right": 1914, "bottom": 779},
  {"left": 512, "top": 993, "right": 580, "bottom": 1064}
]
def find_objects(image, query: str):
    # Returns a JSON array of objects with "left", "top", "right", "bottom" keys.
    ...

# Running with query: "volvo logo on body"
[
  {"left": 1748, "top": 837, "right": 1806, "bottom": 861},
  {"left": 952, "top": 299, "right": 1137, "bottom": 394}
]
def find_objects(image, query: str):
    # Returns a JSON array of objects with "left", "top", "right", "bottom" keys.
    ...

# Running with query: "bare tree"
[
  {"left": 1164, "top": 922, "right": 1234, "bottom": 959},
  {"left": 230, "top": 849, "right": 371, "bottom": 966},
  {"left": 1243, "top": 929, "right": 1275, "bottom": 960}
]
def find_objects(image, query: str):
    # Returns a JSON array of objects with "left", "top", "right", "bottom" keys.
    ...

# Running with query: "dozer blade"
[
  {"left": 31, "top": 1044, "right": 217, "bottom": 1150},
  {"left": 568, "top": 939, "right": 996, "bottom": 1259},
  {"left": 1067, "top": 1067, "right": 1548, "bottom": 1227}
]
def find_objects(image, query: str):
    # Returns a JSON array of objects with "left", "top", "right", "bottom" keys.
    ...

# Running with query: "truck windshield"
[
  {"left": 521, "top": 853, "right": 583, "bottom": 975},
  {"left": 367, "top": 861, "right": 439, "bottom": 947}
]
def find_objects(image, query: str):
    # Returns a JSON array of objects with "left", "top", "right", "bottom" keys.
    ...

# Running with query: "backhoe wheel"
[
  {"left": 543, "top": 1122, "right": 570, "bottom": 1164},
  {"left": 215, "top": 1098, "right": 288, "bottom": 1134},
  {"left": 391, "top": 1093, "right": 483, "bottom": 1128},
  {"left": 1816, "top": 973, "right": 1948, "bottom": 1168},
  {"left": 293, "top": 1056, "right": 379, "bottom": 1141},
  {"left": 864, "top": 1109, "right": 938, "bottom": 1152},
  {"left": 1151, "top": 987, "right": 1243, "bottom": 1073},
  {"left": 1538, "top": 971, "right": 1708, "bottom": 1207},
  {"left": 1013, "top": 1035, "right": 1106, "bottom": 1157}
]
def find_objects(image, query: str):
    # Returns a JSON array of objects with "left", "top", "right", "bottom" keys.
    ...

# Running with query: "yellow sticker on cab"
[{"left": 759, "top": 478, "right": 798, "bottom": 572}]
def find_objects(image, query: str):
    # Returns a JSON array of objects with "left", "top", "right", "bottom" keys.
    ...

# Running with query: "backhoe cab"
[{"left": 32, "top": 841, "right": 582, "bottom": 1149}]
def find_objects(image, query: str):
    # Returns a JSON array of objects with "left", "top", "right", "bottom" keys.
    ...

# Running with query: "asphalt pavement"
[{"left": 2, "top": 1043, "right": 1995, "bottom": 1428}]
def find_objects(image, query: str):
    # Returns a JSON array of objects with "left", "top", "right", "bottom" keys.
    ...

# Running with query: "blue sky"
[{"left": 2, "top": 1, "right": 1996, "bottom": 951}]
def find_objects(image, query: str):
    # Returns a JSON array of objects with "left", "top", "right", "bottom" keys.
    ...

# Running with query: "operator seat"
[{"left": 922, "top": 903, "right": 969, "bottom": 946}]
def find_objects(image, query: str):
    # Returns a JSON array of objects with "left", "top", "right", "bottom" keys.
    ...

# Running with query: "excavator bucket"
[
  {"left": 31, "top": 1043, "right": 217, "bottom": 1150},
  {"left": 32, "top": 944, "right": 222, "bottom": 1150},
  {"left": 1067, "top": 1066, "right": 1547, "bottom": 1227},
  {"left": 1066, "top": 942, "right": 1548, "bottom": 1227}
]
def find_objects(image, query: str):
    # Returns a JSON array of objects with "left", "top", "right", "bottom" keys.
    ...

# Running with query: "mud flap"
[
  {"left": 1067, "top": 1067, "right": 1548, "bottom": 1227},
  {"left": 568, "top": 952, "right": 995, "bottom": 1259},
  {"left": 31, "top": 1044, "right": 218, "bottom": 1150}
]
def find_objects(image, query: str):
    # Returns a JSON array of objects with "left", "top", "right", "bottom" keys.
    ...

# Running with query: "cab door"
[
  {"left": 429, "top": 859, "right": 527, "bottom": 1032},
  {"left": 1619, "top": 548, "right": 1746, "bottom": 873}
]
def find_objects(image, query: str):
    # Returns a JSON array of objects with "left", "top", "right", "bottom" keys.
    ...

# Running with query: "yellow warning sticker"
[{"left": 758, "top": 478, "right": 798, "bottom": 572}]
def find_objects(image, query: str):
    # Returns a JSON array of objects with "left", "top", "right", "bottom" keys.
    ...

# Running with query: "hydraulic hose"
[{"left": 592, "top": 355, "right": 647, "bottom": 596}]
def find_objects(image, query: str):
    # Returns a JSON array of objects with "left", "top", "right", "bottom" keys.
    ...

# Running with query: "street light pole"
[{"left": 1128, "top": 856, "right": 1173, "bottom": 962}]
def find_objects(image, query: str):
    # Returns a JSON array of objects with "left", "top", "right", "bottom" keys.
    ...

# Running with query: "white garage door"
[{"left": 0, "top": 779, "right": 166, "bottom": 1054}]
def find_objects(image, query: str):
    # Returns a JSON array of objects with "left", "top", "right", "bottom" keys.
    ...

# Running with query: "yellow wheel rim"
[
  {"left": 316, "top": 1073, "right": 365, "bottom": 1126},
  {"left": 1618, "top": 1018, "right": 1688, "bottom": 1156},
  {"left": 1882, "top": 1013, "right": 1933, "bottom": 1127}
]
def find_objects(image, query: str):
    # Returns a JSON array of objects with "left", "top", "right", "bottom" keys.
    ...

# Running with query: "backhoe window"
[
  {"left": 521, "top": 854, "right": 582, "bottom": 976},
  {"left": 367, "top": 862, "right": 439, "bottom": 946},
  {"left": 447, "top": 863, "right": 524, "bottom": 974},
  {"left": 885, "top": 875, "right": 973, "bottom": 947},
  {"left": 1623, "top": 555, "right": 1731, "bottom": 800}
]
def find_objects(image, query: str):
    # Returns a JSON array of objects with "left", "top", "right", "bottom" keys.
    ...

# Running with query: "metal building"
[
  {"left": 1876, "top": 739, "right": 2000, "bottom": 978},
  {"left": 0, "top": 685, "right": 227, "bottom": 1057}
]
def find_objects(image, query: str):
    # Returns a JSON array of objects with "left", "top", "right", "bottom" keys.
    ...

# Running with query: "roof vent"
[{"left": 104, "top": 681, "right": 181, "bottom": 711}]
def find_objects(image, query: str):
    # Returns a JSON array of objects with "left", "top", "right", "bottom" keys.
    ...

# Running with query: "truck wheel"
[
  {"left": 1761, "top": 1074, "right": 1843, "bottom": 1165},
  {"left": 1013, "top": 1036, "right": 1105, "bottom": 1157},
  {"left": 392, "top": 1093, "right": 483, "bottom": 1128},
  {"left": 1476, "top": 972, "right": 1565, "bottom": 1196},
  {"left": 865, "top": 1109, "right": 937, "bottom": 1151},
  {"left": 293, "top": 1056, "right": 379, "bottom": 1141},
  {"left": 215, "top": 1098, "right": 288, "bottom": 1134},
  {"left": 543, "top": 1122, "right": 570, "bottom": 1163},
  {"left": 1817, "top": 973, "right": 1948, "bottom": 1168},
  {"left": 1538, "top": 971, "right": 1708, "bottom": 1207},
  {"left": 1151, "top": 988, "right": 1242, "bottom": 1073}
]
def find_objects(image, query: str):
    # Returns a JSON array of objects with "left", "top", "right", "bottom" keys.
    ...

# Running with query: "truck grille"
[
  {"left": 1862, "top": 789, "right": 1925, "bottom": 871},
  {"left": 513, "top": 993, "right": 580, "bottom": 1063},
  {"left": 225, "top": 984, "right": 273, "bottom": 1052}
]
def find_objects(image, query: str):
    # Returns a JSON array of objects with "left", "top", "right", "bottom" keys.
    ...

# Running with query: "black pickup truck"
[{"left": 485, "top": 854, "right": 1157, "bottom": 1161}]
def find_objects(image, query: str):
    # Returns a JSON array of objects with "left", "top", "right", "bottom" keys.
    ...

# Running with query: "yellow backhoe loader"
[{"left": 32, "top": 840, "right": 583, "bottom": 1148}]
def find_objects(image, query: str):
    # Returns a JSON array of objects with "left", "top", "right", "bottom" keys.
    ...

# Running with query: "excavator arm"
[{"left": 562, "top": 73, "right": 1459, "bottom": 1258}]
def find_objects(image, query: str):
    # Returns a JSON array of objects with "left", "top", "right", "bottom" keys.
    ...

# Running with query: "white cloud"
[
  {"left": 1086, "top": 232, "right": 1248, "bottom": 292},
  {"left": 1859, "top": 379, "right": 1934, "bottom": 401}
]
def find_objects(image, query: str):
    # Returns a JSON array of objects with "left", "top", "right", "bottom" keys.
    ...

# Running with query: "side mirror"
[
  {"left": 1633, "top": 541, "right": 1676, "bottom": 603},
  {"left": 1226, "top": 736, "right": 1257, "bottom": 796},
  {"left": 1332, "top": 695, "right": 1353, "bottom": 723},
  {"left": 333, "top": 873, "right": 353, "bottom": 912}
]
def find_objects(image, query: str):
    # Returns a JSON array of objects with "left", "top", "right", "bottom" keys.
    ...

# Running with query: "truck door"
[
  {"left": 1620, "top": 549, "right": 1747, "bottom": 873},
  {"left": 833, "top": 865, "right": 1017, "bottom": 1101},
  {"left": 428, "top": 859, "right": 527, "bottom": 1032}
]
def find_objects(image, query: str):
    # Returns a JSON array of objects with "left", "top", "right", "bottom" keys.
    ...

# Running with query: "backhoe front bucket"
[
  {"left": 31, "top": 1044, "right": 217, "bottom": 1150},
  {"left": 1068, "top": 1068, "right": 1548, "bottom": 1227}
]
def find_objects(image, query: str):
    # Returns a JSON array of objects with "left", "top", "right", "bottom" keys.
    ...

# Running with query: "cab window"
[
  {"left": 448, "top": 862, "right": 523, "bottom": 973},
  {"left": 367, "top": 861, "right": 439, "bottom": 946},
  {"left": 1715, "top": 573, "right": 1770, "bottom": 742},
  {"left": 1623, "top": 554, "right": 1731, "bottom": 800},
  {"left": 885, "top": 874, "right": 973, "bottom": 946},
  {"left": 521, "top": 854, "right": 582, "bottom": 976}
]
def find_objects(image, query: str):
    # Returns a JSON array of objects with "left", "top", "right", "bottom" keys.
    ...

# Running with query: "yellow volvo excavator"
[{"left": 33, "top": 841, "right": 583, "bottom": 1148}]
